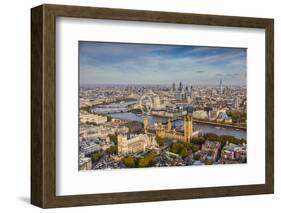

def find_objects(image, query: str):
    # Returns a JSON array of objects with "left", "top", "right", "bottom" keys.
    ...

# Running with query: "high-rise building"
[
  {"left": 172, "top": 82, "right": 176, "bottom": 92},
  {"left": 179, "top": 82, "right": 183, "bottom": 92},
  {"left": 220, "top": 79, "right": 223, "bottom": 95}
]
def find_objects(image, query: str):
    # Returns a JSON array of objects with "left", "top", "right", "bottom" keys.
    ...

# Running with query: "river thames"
[{"left": 93, "top": 102, "right": 246, "bottom": 140}]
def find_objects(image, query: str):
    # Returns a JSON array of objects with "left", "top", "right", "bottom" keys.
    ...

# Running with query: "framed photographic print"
[{"left": 31, "top": 4, "right": 274, "bottom": 208}]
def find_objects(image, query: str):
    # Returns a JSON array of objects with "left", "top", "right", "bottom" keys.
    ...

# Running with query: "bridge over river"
[{"left": 93, "top": 102, "right": 247, "bottom": 140}]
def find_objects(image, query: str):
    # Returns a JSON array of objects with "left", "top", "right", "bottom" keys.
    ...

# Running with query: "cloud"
[
  {"left": 195, "top": 70, "right": 206, "bottom": 74},
  {"left": 79, "top": 41, "right": 247, "bottom": 85}
]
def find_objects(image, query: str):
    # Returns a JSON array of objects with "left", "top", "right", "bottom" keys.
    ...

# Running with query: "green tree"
[
  {"left": 138, "top": 153, "right": 156, "bottom": 168},
  {"left": 191, "top": 136, "right": 205, "bottom": 145},
  {"left": 192, "top": 145, "right": 200, "bottom": 153},
  {"left": 156, "top": 136, "right": 164, "bottom": 146},
  {"left": 204, "top": 133, "right": 219, "bottom": 141},
  {"left": 227, "top": 111, "right": 247, "bottom": 124},
  {"left": 170, "top": 142, "right": 183, "bottom": 154},
  {"left": 169, "top": 142, "right": 193, "bottom": 158},
  {"left": 91, "top": 152, "right": 102, "bottom": 162},
  {"left": 122, "top": 156, "right": 136, "bottom": 168},
  {"left": 202, "top": 133, "right": 247, "bottom": 147},
  {"left": 179, "top": 148, "right": 188, "bottom": 158},
  {"left": 186, "top": 143, "right": 193, "bottom": 151},
  {"left": 218, "top": 135, "right": 245, "bottom": 146},
  {"left": 108, "top": 134, "right": 118, "bottom": 144},
  {"left": 106, "top": 145, "right": 117, "bottom": 154}
]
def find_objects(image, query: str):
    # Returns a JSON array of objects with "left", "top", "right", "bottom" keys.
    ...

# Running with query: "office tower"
[
  {"left": 179, "top": 82, "right": 183, "bottom": 92},
  {"left": 172, "top": 82, "right": 176, "bottom": 92},
  {"left": 220, "top": 79, "right": 223, "bottom": 95}
]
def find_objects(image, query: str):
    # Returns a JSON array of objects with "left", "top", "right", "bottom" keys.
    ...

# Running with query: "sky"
[{"left": 79, "top": 41, "right": 247, "bottom": 86}]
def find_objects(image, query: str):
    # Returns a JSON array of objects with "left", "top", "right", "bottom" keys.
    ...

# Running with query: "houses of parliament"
[{"left": 117, "top": 113, "right": 196, "bottom": 155}]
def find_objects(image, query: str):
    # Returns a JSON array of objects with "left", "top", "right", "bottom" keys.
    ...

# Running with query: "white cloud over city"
[{"left": 79, "top": 41, "right": 247, "bottom": 86}]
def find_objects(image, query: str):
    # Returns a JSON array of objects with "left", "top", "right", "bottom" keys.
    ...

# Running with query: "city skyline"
[{"left": 79, "top": 41, "right": 247, "bottom": 86}]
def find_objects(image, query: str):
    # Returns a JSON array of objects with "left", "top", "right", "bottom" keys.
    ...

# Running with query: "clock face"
[{"left": 139, "top": 94, "right": 153, "bottom": 115}]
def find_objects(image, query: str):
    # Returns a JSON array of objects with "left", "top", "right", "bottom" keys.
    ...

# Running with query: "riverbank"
[
  {"left": 193, "top": 119, "right": 246, "bottom": 130},
  {"left": 95, "top": 98, "right": 137, "bottom": 107},
  {"left": 149, "top": 113, "right": 246, "bottom": 130}
]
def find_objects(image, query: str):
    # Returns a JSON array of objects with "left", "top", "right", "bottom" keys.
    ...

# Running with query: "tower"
[
  {"left": 172, "top": 82, "right": 176, "bottom": 92},
  {"left": 187, "top": 115, "right": 193, "bottom": 142},
  {"left": 184, "top": 115, "right": 188, "bottom": 142},
  {"left": 220, "top": 79, "right": 223, "bottom": 95},
  {"left": 167, "top": 118, "right": 172, "bottom": 131},
  {"left": 143, "top": 114, "right": 148, "bottom": 134},
  {"left": 184, "top": 115, "right": 193, "bottom": 142},
  {"left": 179, "top": 82, "right": 183, "bottom": 92},
  {"left": 117, "top": 134, "right": 128, "bottom": 155}
]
